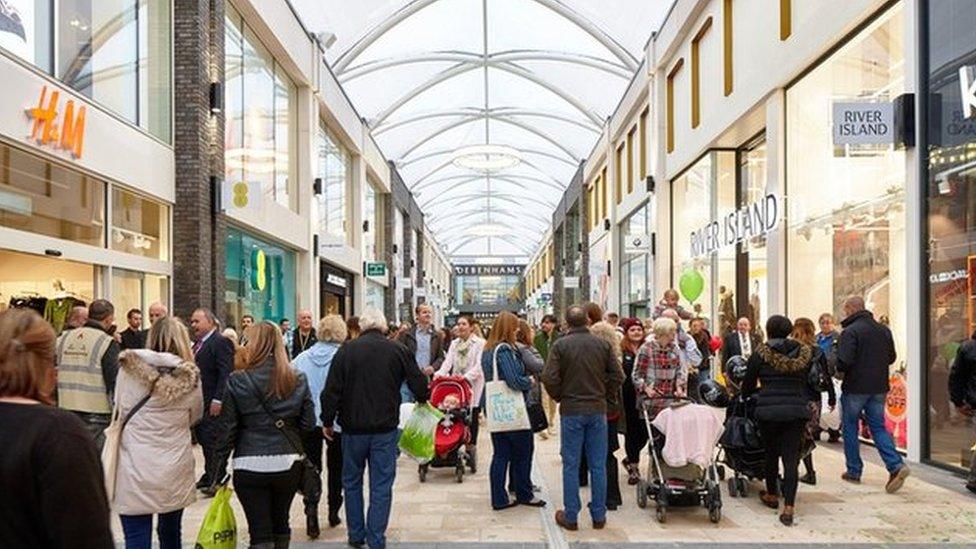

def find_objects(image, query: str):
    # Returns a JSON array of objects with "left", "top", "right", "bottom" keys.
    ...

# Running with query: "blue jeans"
[
  {"left": 489, "top": 430, "right": 534, "bottom": 508},
  {"left": 841, "top": 393, "right": 903, "bottom": 477},
  {"left": 560, "top": 413, "right": 608, "bottom": 524},
  {"left": 343, "top": 430, "right": 399, "bottom": 549},
  {"left": 400, "top": 382, "right": 416, "bottom": 403},
  {"left": 119, "top": 509, "right": 183, "bottom": 549}
]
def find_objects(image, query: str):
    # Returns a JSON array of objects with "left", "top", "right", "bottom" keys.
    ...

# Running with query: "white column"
[{"left": 297, "top": 86, "right": 317, "bottom": 317}]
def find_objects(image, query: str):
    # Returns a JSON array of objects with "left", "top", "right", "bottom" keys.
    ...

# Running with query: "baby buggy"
[
  {"left": 419, "top": 375, "right": 473, "bottom": 483},
  {"left": 718, "top": 393, "right": 765, "bottom": 497},
  {"left": 635, "top": 398, "right": 723, "bottom": 523}
]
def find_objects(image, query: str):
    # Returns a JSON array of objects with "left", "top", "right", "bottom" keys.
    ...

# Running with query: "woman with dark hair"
[
  {"left": 742, "top": 315, "right": 813, "bottom": 526},
  {"left": 345, "top": 316, "right": 361, "bottom": 341},
  {"left": 0, "top": 309, "right": 114, "bottom": 548},
  {"left": 791, "top": 317, "right": 836, "bottom": 486},
  {"left": 436, "top": 315, "right": 485, "bottom": 464},
  {"left": 481, "top": 311, "right": 545, "bottom": 510},
  {"left": 618, "top": 318, "right": 647, "bottom": 485},
  {"left": 215, "top": 321, "right": 316, "bottom": 546}
]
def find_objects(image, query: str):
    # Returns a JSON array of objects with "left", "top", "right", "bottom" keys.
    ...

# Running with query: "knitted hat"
[{"left": 619, "top": 317, "right": 643, "bottom": 333}]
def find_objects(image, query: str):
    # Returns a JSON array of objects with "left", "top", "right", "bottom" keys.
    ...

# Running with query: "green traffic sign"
[{"left": 366, "top": 262, "right": 387, "bottom": 277}]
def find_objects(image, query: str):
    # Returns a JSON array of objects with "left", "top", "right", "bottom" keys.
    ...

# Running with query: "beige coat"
[{"left": 113, "top": 349, "right": 203, "bottom": 515}]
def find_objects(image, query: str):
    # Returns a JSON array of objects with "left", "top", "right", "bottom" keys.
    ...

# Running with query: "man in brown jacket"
[{"left": 543, "top": 306, "right": 624, "bottom": 531}]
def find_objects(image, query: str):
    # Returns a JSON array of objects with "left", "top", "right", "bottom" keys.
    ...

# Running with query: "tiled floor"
[{"left": 112, "top": 423, "right": 976, "bottom": 546}]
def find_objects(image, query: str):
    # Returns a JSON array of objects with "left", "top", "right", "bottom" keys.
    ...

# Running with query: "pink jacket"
[
  {"left": 651, "top": 403, "right": 723, "bottom": 469},
  {"left": 435, "top": 336, "right": 486, "bottom": 405}
]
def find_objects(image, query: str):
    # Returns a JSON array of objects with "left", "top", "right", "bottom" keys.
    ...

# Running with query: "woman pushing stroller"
[{"left": 632, "top": 317, "right": 700, "bottom": 423}]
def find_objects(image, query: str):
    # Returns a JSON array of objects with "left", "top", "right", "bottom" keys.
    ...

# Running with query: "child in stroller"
[{"left": 419, "top": 375, "right": 474, "bottom": 483}]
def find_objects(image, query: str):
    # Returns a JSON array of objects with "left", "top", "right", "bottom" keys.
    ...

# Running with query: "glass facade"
[
  {"left": 111, "top": 187, "right": 168, "bottom": 260},
  {"left": 455, "top": 274, "right": 522, "bottom": 308},
  {"left": 317, "top": 123, "right": 350, "bottom": 242},
  {"left": 0, "top": 0, "right": 171, "bottom": 141},
  {"left": 786, "top": 4, "right": 908, "bottom": 449},
  {"left": 111, "top": 268, "right": 168, "bottom": 327},
  {"left": 225, "top": 226, "right": 296, "bottom": 328},
  {"left": 363, "top": 183, "right": 382, "bottom": 261},
  {"left": 620, "top": 201, "right": 652, "bottom": 318},
  {"left": 225, "top": 5, "right": 297, "bottom": 211},
  {"left": 924, "top": 0, "right": 976, "bottom": 470}
]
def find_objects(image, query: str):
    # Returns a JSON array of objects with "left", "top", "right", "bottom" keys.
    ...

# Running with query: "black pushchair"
[{"left": 718, "top": 393, "right": 765, "bottom": 498}]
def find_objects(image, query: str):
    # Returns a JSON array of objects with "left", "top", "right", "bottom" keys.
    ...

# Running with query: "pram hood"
[{"left": 430, "top": 375, "right": 473, "bottom": 408}]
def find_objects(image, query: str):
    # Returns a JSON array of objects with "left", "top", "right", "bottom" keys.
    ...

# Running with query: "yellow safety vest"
[{"left": 56, "top": 327, "right": 112, "bottom": 414}]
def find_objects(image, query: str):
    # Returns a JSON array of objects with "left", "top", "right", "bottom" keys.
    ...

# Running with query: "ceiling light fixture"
[
  {"left": 468, "top": 223, "right": 510, "bottom": 237},
  {"left": 452, "top": 144, "right": 521, "bottom": 173}
]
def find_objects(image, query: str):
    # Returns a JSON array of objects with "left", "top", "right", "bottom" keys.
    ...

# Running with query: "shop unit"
[
  {"left": 0, "top": 0, "right": 174, "bottom": 330},
  {"left": 454, "top": 263, "right": 525, "bottom": 327},
  {"left": 524, "top": 232, "right": 555, "bottom": 325},
  {"left": 550, "top": 164, "right": 588, "bottom": 319}
]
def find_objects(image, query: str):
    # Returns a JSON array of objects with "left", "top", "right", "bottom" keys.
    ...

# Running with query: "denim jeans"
[
  {"left": 400, "top": 382, "right": 416, "bottom": 404},
  {"left": 841, "top": 393, "right": 903, "bottom": 477},
  {"left": 490, "top": 430, "right": 534, "bottom": 508},
  {"left": 560, "top": 413, "right": 608, "bottom": 524},
  {"left": 343, "top": 430, "right": 399, "bottom": 548},
  {"left": 119, "top": 509, "right": 183, "bottom": 549}
]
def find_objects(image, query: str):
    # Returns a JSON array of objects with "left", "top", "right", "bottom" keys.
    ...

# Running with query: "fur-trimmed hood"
[
  {"left": 119, "top": 349, "right": 200, "bottom": 404},
  {"left": 756, "top": 339, "right": 811, "bottom": 373},
  {"left": 590, "top": 321, "right": 623, "bottom": 361}
]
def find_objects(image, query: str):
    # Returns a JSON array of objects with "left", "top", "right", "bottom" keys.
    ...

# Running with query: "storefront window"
[
  {"left": 111, "top": 187, "right": 168, "bottom": 260},
  {"left": 925, "top": 0, "right": 976, "bottom": 470},
  {"left": 588, "top": 236, "right": 609, "bottom": 311},
  {"left": 111, "top": 268, "right": 168, "bottom": 327},
  {"left": 670, "top": 151, "right": 736, "bottom": 334},
  {"left": 364, "top": 184, "right": 382, "bottom": 261},
  {"left": 365, "top": 279, "right": 385, "bottom": 312},
  {"left": 455, "top": 275, "right": 522, "bottom": 308},
  {"left": 0, "top": 141, "right": 105, "bottom": 246},
  {"left": 225, "top": 6, "right": 296, "bottom": 211},
  {"left": 0, "top": 249, "right": 95, "bottom": 334},
  {"left": 620, "top": 202, "right": 652, "bottom": 317},
  {"left": 787, "top": 4, "right": 907, "bottom": 448},
  {"left": 317, "top": 124, "right": 349, "bottom": 242},
  {"left": 0, "top": 1, "right": 171, "bottom": 141},
  {"left": 741, "top": 140, "right": 768, "bottom": 330},
  {"left": 225, "top": 227, "right": 296, "bottom": 328}
]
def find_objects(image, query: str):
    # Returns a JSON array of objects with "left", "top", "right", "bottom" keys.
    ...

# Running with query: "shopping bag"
[
  {"left": 398, "top": 402, "right": 444, "bottom": 463},
  {"left": 194, "top": 485, "right": 237, "bottom": 549},
  {"left": 100, "top": 407, "right": 123, "bottom": 502},
  {"left": 819, "top": 379, "right": 842, "bottom": 431},
  {"left": 485, "top": 344, "right": 531, "bottom": 433}
]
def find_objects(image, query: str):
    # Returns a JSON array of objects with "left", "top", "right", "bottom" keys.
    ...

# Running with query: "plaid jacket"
[{"left": 633, "top": 339, "right": 689, "bottom": 420}]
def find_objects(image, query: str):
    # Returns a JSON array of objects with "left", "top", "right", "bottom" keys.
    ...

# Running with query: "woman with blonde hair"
[
  {"left": 0, "top": 309, "right": 113, "bottom": 548},
  {"left": 114, "top": 317, "right": 204, "bottom": 549},
  {"left": 481, "top": 311, "right": 545, "bottom": 510},
  {"left": 215, "top": 321, "right": 315, "bottom": 547},
  {"left": 292, "top": 314, "right": 348, "bottom": 536}
]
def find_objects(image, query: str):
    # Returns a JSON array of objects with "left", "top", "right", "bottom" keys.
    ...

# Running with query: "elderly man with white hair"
[
  {"left": 321, "top": 308, "right": 430, "bottom": 549},
  {"left": 632, "top": 317, "right": 699, "bottom": 422}
]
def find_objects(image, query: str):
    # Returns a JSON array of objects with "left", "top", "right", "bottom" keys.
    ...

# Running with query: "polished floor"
[{"left": 111, "top": 422, "right": 976, "bottom": 546}]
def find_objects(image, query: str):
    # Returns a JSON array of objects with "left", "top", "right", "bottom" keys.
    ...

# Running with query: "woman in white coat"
[
  {"left": 435, "top": 315, "right": 485, "bottom": 464},
  {"left": 113, "top": 317, "right": 203, "bottom": 549}
]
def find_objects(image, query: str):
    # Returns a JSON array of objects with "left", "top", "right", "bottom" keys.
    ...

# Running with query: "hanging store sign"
[
  {"left": 25, "top": 85, "right": 86, "bottom": 158},
  {"left": 222, "top": 180, "right": 261, "bottom": 213},
  {"left": 961, "top": 65, "right": 976, "bottom": 119},
  {"left": 326, "top": 274, "right": 347, "bottom": 288},
  {"left": 832, "top": 102, "right": 894, "bottom": 145},
  {"left": 690, "top": 194, "right": 779, "bottom": 259},
  {"left": 624, "top": 234, "right": 653, "bottom": 254},
  {"left": 454, "top": 264, "right": 523, "bottom": 276},
  {"left": 366, "top": 262, "right": 387, "bottom": 277},
  {"left": 415, "top": 287, "right": 427, "bottom": 298},
  {"left": 564, "top": 276, "right": 580, "bottom": 289}
]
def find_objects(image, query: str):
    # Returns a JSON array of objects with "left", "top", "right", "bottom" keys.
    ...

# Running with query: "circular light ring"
[
  {"left": 467, "top": 223, "right": 510, "bottom": 237},
  {"left": 452, "top": 144, "right": 522, "bottom": 173}
]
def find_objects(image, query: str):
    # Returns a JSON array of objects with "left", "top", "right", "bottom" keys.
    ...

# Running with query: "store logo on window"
[
  {"left": 25, "top": 85, "right": 86, "bottom": 158},
  {"left": 960, "top": 65, "right": 976, "bottom": 119}
]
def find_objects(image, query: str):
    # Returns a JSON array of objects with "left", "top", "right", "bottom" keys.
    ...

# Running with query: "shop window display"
[
  {"left": 111, "top": 187, "right": 168, "bottom": 261},
  {"left": 620, "top": 202, "right": 652, "bottom": 318},
  {"left": 786, "top": 5, "right": 907, "bottom": 448},
  {"left": 317, "top": 123, "right": 350, "bottom": 243},
  {"left": 0, "top": 249, "right": 94, "bottom": 333},
  {"left": 924, "top": 0, "right": 976, "bottom": 470},
  {"left": 225, "top": 227, "right": 296, "bottom": 329},
  {"left": 110, "top": 268, "right": 167, "bottom": 328}
]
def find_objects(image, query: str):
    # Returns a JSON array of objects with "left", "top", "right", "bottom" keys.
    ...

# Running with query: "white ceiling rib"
[{"left": 294, "top": 0, "right": 674, "bottom": 260}]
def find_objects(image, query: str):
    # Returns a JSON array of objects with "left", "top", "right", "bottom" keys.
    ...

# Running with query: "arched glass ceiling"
[{"left": 293, "top": 0, "right": 674, "bottom": 260}]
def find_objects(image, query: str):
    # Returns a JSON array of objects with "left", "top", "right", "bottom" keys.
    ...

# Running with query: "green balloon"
[
  {"left": 679, "top": 269, "right": 705, "bottom": 303},
  {"left": 942, "top": 342, "right": 960, "bottom": 362}
]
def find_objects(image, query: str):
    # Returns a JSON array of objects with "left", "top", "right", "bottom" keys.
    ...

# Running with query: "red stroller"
[{"left": 419, "top": 375, "right": 474, "bottom": 483}]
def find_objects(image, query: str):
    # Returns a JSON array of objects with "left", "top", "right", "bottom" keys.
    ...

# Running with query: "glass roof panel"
[{"left": 292, "top": 0, "right": 676, "bottom": 260}]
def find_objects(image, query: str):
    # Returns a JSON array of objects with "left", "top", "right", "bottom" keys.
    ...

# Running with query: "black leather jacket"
[
  {"left": 215, "top": 358, "right": 315, "bottom": 469},
  {"left": 950, "top": 338, "right": 976, "bottom": 408}
]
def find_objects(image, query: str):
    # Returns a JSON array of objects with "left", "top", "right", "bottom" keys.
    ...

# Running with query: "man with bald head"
[
  {"left": 836, "top": 295, "right": 909, "bottom": 493},
  {"left": 291, "top": 309, "right": 317, "bottom": 359},
  {"left": 147, "top": 301, "right": 168, "bottom": 324}
]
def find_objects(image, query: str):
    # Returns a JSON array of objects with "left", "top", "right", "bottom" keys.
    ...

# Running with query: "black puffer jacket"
[
  {"left": 741, "top": 339, "right": 812, "bottom": 422},
  {"left": 836, "top": 310, "right": 897, "bottom": 394},
  {"left": 949, "top": 338, "right": 976, "bottom": 408},
  {"left": 215, "top": 358, "right": 315, "bottom": 466}
]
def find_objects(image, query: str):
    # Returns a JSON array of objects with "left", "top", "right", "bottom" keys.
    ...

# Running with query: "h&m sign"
[
  {"left": 26, "top": 85, "right": 86, "bottom": 158},
  {"left": 690, "top": 194, "right": 779, "bottom": 259}
]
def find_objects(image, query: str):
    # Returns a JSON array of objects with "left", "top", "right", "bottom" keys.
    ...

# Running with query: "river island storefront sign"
[
  {"left": 832, "top": 102, "right": 894, "bottom": 145},
  {"left": 690, "top": 194, "right": 780, "bottom": 259}
]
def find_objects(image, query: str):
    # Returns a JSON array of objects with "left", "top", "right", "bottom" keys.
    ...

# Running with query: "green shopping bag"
[
  {"left": 398, "top": 402, "right": 444, "bottom": 463},
  {"left": 194, "top": 485, "right": 237, "bottom": 549}
]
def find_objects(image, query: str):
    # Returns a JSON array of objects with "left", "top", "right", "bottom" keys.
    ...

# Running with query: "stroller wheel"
[
  {"left": 737, "top": 477, "right": 748, "bottom": 497},
  {"left": 716, "top": 465, "right": 726, "bottom": 481},
  {"left": 455, "top": 465, "right": 464, "bottom": 483},
  {"left": 655, "top": 490, "right": 668, "bottom": 523},
  {"left": 727, "top": 478, "right": 737, "bottom": 497},
  {"left": 636, "top": 480, "right": 648, "bottom": 509},
  {"left": 655, "top": 504, "right": 667, "bottom": 523},
  {"left": 419, "top": 464, "right": 428, "bottom": 483},
  {"left": 709, "top": 504, "right": 722, "bottom": 523}
]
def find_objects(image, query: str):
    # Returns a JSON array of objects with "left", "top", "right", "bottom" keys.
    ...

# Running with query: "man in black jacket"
[
  {"left": 190, "top": 308, "right": 235, "bottom": 495},
  {"left": 395, "top": 304, "right": 445, "bottom": 402},
  {"left": 321, "top": 308, "right": 429, "bottom": 548},
  {"left": 949, "top": 332, "right": 976, "bottom": 494},
  {"left": 118, "top": 308, "right": 147, "bottom": 350},
  {"left": 836, "top": 296, "right": 910, "bottom": 493}
]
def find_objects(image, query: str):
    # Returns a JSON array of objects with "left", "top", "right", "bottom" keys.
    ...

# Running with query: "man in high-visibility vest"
[{"left": 56, "top": 299, "right": 120, "bottom": 452}]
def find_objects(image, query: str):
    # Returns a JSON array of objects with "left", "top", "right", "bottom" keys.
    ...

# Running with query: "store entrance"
[
  {"left": 736, "top": 136, "right": 768, "bottom": 336},
  {"left": 320, "top": 262, "right": 353, "bottom": 319}
]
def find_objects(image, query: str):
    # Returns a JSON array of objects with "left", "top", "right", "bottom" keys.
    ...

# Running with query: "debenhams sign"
[
  {"left": 690, "top": 194, "right": 780, "bottom": 259},
  {"left": 454, "top": 265, "right": 524, "bottom": 276}
]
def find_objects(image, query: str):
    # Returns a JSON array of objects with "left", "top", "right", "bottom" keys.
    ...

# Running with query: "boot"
[
  {"left": 799, "top": 471, "right": 817, "bottom": 485},
  {"left": 328, "top": 508, "right": 342, "bottom": 528},
  {"left": 624, "top": 460, "right": 640, "bottom": 486},
  {"left": 273, "top": 534, "right": 291, "bottom": 549},
  {"left": 306, "top": 512, "right": 320, "bottom": 539}
]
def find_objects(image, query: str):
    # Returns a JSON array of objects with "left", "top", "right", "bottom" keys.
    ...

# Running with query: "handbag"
[
  {"left": 101, "top": 378, "right": 158, "bottom": 502},
  {"left": 243, "top": 373, "right": 322, "bottom": 503},
  {"left": 527, "top": 400, "right": 549, "bottom": 433},
  {"left": 484, "top": 344, "right": 531, "bottom": 433}
]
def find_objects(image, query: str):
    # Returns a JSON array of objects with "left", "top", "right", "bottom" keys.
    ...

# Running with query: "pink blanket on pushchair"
[{"left": 652, "top": 403, "right": 724, "bottom": 469}]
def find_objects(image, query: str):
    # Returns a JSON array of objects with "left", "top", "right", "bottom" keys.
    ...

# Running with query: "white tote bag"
[
  {"left": 485, "top": 344, "right": 531, "bottom": 433},
  {"left": 100, "top": 405, "right": 125, "bottom": 502}
]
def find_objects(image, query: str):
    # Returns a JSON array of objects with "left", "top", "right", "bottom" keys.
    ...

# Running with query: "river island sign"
[{"left": 690, "top": 193, "right": 779, "bottom": 259}]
